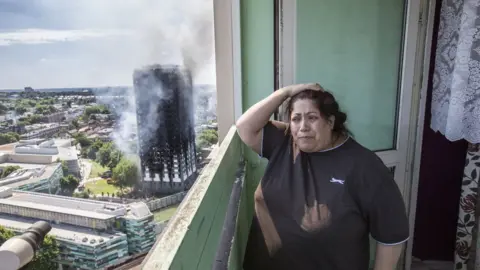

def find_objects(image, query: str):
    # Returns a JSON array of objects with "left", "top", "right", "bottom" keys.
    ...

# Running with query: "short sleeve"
[
  {"left": 260, "top": 121, "right": 286, "bottom": 160},
  {"left": 354, "top": 157, "right": 410, "bottom": 245}
]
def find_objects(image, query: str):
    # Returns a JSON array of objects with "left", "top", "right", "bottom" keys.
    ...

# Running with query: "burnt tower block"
[{"left": 133, "top": 65, "right": 197, "bottom": 194}]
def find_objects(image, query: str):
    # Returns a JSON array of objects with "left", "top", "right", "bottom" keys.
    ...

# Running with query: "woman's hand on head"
[{"left": 282, "top": 83, "right": 323, "bottom": 97}]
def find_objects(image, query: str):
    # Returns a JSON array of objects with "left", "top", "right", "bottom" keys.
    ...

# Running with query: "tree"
[
  {"left": 91, "top": 139, "right": 104, "bottom": 152},
  {"left": 96, "top": 142, "right": 122, "bottom": 170},
  {"left": 197, "top": 129, "right": 218, "bottom": 148},
  {"left": 97, "top": 142, "right": 114, "bottom": 168},
  {"left": 0, "top": 103, "right": 7, "bottom": 114},
  {"left": 73, "top": 191, "right": 89, "bottom": 198},
  {"left": 61, "top": 161, "right": 69, "bottom": 175},
  {"left": 112, "top": 158, "right": 139, "bottom": 190},
  {"left": 60, "top": 175, "right": 80, "bottom": 191},
  {"left": 15, "top": 105, "right": 27, "bottom": 115},
  {"left": 18, "top": 114, "right": 44, "bottom": 125},
  {"left": 84, "top": 105, "right": 110, "bottom": 120},
  {"left": 0, "top": 225, "right": 15, "bottom": 243},
  {"left": 0, "top": 132, "right": 20, "bottom": 145},
  {"left": 24, "top": 235, "right": 59, "bottom": 270},
  {"left": 71, "top": 119, "right": 80, "bottom": 131},
  {"left": 0, "top": 165, "right": 21, "bottom": 178},
  {"left": 73, "top": 133, "right": 92, "bottom": 148},
  {"left": 108, "top": 149, "right": 123, "bottom": 171}
]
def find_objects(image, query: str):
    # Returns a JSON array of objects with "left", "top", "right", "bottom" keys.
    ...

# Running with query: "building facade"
[
  {"left": 0, "top": 189, "right": 156, "bottom": 269},
  {"left": 20, "top": 123, "right": 65, "bottom": 140},
  {"left": 133, "top": 65, "right": 197, "bottom": 195},
  {"left": 0, "top": 163, "right": 62, "bottom": 194}
]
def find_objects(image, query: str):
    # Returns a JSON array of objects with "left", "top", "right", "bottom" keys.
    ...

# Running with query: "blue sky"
[{"left": 0, "top": 0, "right": 215, "bottom": 89}]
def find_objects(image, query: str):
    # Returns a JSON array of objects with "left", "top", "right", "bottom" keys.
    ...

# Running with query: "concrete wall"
[
  {"left": 146, "top": 192, "right": 186, "bottom": 212},
  {"left": 6, "top": 154, "right": 54, "bottom": 164},
  {"left": 0, "top": 154, "right": 7, "bottom": 163},
  {"left": 154, "top": 220, "right": 169, "bottom": 235}
]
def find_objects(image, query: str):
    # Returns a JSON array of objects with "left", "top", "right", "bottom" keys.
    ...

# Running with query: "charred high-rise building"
[{"left": 133, "top": 65, "right": 197, "bottom": 194}]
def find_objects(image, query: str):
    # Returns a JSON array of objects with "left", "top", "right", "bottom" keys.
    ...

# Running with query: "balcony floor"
[{"left": 410, "top": 257, "right": 453, "bottom": 270}]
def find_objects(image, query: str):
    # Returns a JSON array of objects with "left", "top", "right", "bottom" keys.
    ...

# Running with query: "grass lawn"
[
  {"left": 153, "top": 204, "right": 180, "bottom": 222},
  {"left": 84, "top": 179, "right": 120, "bottom": 195},
  {"left": 89, "top": 161, "right": 108, "bottom": 178}
]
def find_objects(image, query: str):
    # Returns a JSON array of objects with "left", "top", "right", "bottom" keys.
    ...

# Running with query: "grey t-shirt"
[{"left": 243, "top": 121, "right": 409, "bottom": 270}]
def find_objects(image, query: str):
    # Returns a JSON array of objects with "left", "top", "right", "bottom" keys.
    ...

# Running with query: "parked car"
[{"left": 101, "top": 171, "right": 112, "bottom": 178}]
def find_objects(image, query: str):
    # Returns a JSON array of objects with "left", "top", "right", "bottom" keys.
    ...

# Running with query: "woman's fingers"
[{"left": 306, "top": 83, "right": 323, "bottom": 91}]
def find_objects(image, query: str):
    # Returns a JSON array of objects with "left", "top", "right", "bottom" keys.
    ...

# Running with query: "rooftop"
[
  {"left": 124, "top": 202, "right": 152, "bottom": 220},
  {"left": 0, "top": 189, "right": 124, "bottom": 220},
  {"left": 0, "top": 214, "right": 125, "bottom": 247},
  {"left": 0, "top": 163, "right": 60, "bottom": 189},
  {"left": 0, "top": 188, "right": 152, "bottom": 221},
  {"left": 0, "top": 143, "right": 17, "bottom": 153},
  {"left": 8, "top": 139, "right": 78, "bottom": 161},
  {"left": 24, "top": 123, "right": 60, "bottom": 132}
]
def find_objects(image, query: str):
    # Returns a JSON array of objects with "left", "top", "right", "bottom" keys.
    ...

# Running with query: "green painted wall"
[
  {"left": 295, "top": 0, "right": 405, "bottom": 151},
  {"left": 240, "top": 0, "right": 275, "bottom": 111},
  {"left": 239, "top": 0, "right": 273, "bottom": 196},
  {"left": 239, "top": 0, "right": 273, "bottom": 252},
  {"left": 234, "top": 2, "right": 276, "bottom": 268}
]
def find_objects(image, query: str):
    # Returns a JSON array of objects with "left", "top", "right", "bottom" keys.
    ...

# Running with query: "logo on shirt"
[{"left": 330, "top": 177, "right": 345, "bottom": 185}]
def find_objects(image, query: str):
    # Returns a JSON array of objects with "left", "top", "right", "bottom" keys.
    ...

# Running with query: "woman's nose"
[{"left": 300, "top": 120, "right": 309, "bottom": 131}]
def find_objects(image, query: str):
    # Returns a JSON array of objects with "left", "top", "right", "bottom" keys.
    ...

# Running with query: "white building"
[{"left": 0, "top": 139, "right": 80, "bottom": 177}]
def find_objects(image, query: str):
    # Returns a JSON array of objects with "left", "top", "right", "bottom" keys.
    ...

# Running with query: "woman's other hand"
[{"left": 282, "top": 83, "right": 323, "bottom": 97}]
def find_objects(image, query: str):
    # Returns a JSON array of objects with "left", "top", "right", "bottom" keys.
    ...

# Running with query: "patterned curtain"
[
  {"left": 455, "top": 143, "right": 480, "bottom": 270},
  {"left": 432, "top": 1, "right": 480, "bottom": 268},
  {"left": 430, "top": 0, "right": 480, "bottom": 143}
]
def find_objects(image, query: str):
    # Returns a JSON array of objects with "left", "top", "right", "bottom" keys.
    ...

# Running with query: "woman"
[{"left": 236, "top": 83, "right": 409, "bottom": 270}]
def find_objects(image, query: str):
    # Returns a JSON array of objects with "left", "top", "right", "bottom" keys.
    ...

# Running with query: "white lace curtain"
[{"left": 431, "top": 0, "right": 480, "bottom": 143}]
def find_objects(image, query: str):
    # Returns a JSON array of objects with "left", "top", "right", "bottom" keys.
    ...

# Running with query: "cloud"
[
  {"left": 0, "top": 0, "right": 216, "bottom": 88},
  {"left": 0, "top": 28, "right": 130, "bottom": 46}
]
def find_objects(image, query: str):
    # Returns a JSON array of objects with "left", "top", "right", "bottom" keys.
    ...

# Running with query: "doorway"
[
  {"left": 411, "top": 0, "right": 469, "bottom": 269},
  {"left": 275, "top": 0, "right": 433, "bottom": 269}
]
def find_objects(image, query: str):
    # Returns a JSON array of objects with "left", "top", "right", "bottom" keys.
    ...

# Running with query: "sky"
[{"left": 0, "top": 0, "right": 216, "bottom": 89}]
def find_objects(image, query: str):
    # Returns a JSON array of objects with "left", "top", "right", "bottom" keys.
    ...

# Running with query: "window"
[{"left": 279, "top": 0, "right": 406, "bottom": 151}]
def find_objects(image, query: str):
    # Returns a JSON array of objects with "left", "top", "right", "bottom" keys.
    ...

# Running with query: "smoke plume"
[{"left": 92, "top": 0, "right": 215, "bottom": 155}]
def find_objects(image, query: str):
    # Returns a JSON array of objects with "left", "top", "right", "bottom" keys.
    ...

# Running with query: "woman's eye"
[
  {"left": 292, "top": 118, "right": 300, "bottom": 122},
  {"left": 308, "top": 116, "right": 317, "bottom": 121}
]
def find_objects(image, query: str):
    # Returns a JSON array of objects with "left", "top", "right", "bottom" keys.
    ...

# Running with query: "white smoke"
[{"left": 88, "top": 0, "right": 215, "bottom": 155}]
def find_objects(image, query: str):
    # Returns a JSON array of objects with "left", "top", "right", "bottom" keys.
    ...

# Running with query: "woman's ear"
[{"left": 328, "top": 115, "right": 335, "bottom": 129}]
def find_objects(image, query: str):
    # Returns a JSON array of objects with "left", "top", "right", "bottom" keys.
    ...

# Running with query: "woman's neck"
[{"left": 316, "top": 132, "right": 347, "bottom": 152}]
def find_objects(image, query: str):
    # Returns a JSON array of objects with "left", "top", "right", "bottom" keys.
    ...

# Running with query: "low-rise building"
[
  {"left": 0, "top": 139, "right": 81, "bottom": 177},
  {"left": 21, "top": 123, "right": 66, "bottom": 140},
  {"left": 0, "top": 163, "right": 62, "bottom": 193},
  {"left": 42, "top": 111, "right": 66, "bottom": 123},
  {"left": 0, "top": 188, "right": 156, "bottom": 269}
]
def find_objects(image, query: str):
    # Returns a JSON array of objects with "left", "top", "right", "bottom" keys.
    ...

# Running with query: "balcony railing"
[{"left": 142, "top": 126, "right": 253, "bottom": 270}]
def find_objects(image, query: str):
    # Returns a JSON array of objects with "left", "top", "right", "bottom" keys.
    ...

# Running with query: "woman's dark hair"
[{"left": 285, "top": 89, "right": 351, "bottom": 136}]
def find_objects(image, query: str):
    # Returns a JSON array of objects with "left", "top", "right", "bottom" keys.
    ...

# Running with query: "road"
[
  {"left": 75, "top": 159, "right": 103, "bottom": 193},
  {"left": 79, "top": 158, "right": 92, "bottom": 184}
]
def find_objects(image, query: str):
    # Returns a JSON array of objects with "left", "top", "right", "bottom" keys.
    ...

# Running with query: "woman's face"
[{"left": 290, "top": 99, "right": 334, "bottom": 152}]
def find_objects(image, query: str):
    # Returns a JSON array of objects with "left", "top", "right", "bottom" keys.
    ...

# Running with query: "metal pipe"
[{"left": 0, "top": 221, "right": 52, "bottom": 270}]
